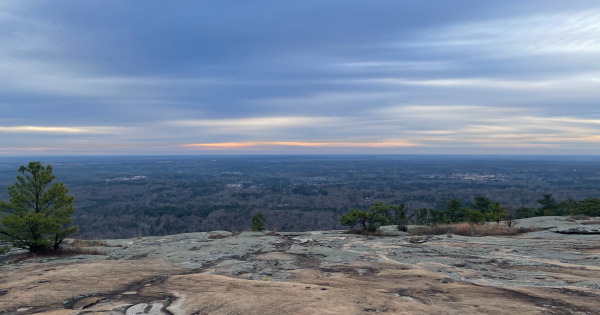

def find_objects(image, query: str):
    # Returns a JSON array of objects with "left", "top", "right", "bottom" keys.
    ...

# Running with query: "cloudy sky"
[{"left": 1, "top": 1, "right": 599, "bottom": 155}]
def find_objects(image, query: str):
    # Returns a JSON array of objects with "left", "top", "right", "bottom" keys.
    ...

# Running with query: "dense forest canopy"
[{"left": 0, "top": 155, "right": 599, "bottom": 238}]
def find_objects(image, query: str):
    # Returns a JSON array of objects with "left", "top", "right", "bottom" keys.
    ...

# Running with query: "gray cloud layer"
[{"left": 1, "top": 1, "right": 599, "bottom": 155}]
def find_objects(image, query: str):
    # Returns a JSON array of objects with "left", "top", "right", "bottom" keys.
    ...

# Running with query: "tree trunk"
[
  {"left": 53, "top": 233, "right": 61, "bottom": 252},
  {"left": 29, "top": 244, "right": 46, "bottom": 253}
]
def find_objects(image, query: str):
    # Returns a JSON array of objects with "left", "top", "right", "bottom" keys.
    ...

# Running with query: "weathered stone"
[
  {"left": 551, "top": 226, "right": 600, "bottom": 234},
  {"left": 0, "top": 216, "right": 599, "bottom": 314}
]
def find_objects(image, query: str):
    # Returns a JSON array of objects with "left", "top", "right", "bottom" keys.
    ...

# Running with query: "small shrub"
[
  {"left": 340, "top": 202, "right": 394, "bottom": 231},
  {"left": 251, "top": 213, "right": 266, "bottom": 231},
  {"left": 504, "top": 206, "right": 516, "bottom": 227},
  {"left": 466, "top": 210, "right": 485, "bottom": 224},
  {"left": 0, "top": 245, "right": 10, "bottom": 254},
  {"left": 393, "top": 204, "right": 408, "bottom": 232}
]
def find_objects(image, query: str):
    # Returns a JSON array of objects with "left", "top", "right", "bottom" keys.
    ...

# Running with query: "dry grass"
[
  {"left": 410, "top": 225, "right": 455, "bottom": 236},
  {"left": 208, "top": 234, "right": 230, "bottom": 239},
  {"left": 60, "top": 239, "right": 109, "bottom": 255},
  {"left": 410, "top": 223, "right": 538, "bottom": 236},
  {"left": 568, "top": 215, "right": 591, "bottom": 220},
  {"left": 66, "top": 238, "right": 109, "bottom": 247},
  {"left": 56, "top": 247, "right": 105, "bottom": 256},
  {"left": 7, "top": 244, "right": 106, "bottom": 264},
  {"left": 12, "top": 238, "right": 112, "bottom": 258},
  {"left": 343, "top": 229, "right": 397, "bottom": 237},
  {"left": 409, "top": 236, "right": 425, "bottom": 243}
]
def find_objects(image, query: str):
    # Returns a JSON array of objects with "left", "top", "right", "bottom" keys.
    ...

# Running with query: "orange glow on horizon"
[
  {"left": 0, "top": 147, "right": 60, "bottom": 152},
  {"left": 182, "top": 140, "right": 418, "bottom": 149}
]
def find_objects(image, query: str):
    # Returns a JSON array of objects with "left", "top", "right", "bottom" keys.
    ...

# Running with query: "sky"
[{"left": 1, "top": 0, "right": 600, "bottom": 156}]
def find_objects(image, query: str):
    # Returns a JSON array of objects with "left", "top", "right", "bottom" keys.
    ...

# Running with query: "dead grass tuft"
[
  {"left": 8, "top": 245, "right": 106, "bottom": 263},
  {"left": 409, "top": 236, "right": 423, "bottom": 243},
  {"left": 409, "top": 225, "right": 455, "bottom": 236},
  {"left": 61, "top": 239, "right": 108, "bottom": 255},
  {"left": 343, "top": 229, "right": 396, "bottom": 237},
  {"left": 57, "top": 247, "right": 105, "bottom": 256},
  {"left": 65, "top": 238, "right": 109, "bottom": 247},
  {"left": 569, "top": 215, "right": 591, "bottom": 220},
  {"left": 410, "top": 223, "right": 538, "bottom": 236}
]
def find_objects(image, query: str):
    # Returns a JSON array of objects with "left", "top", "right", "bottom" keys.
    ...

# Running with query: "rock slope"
[{"left": 0, "top": 217, "right": 599, "bottom": 314}]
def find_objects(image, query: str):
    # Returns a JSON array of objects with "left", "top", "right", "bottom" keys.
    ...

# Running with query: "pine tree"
[
  {"left": 340, "top": 202, "right": 393, "bottom": 232},
  {"left": 487, "top": 201, "right": 506, "bottom": 224},
  {"left": 0, "top": 162, "right": 77, "bottom": 252},
  {"left": 445, "top": 198, "right": 463, "bottom": 223},
  {"left": 392, "top": 203, "right": 408, "bottom": 232},
  {"left": 251, "top": 213, "right": 266, "bottom": 231},
  {"left": 536, "top": 194, "right": 558, "bottom": 216}
]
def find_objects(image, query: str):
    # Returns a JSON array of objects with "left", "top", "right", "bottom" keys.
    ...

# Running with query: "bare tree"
[{"left": 504, "top": 206, "right": 516, "bottom": 227}]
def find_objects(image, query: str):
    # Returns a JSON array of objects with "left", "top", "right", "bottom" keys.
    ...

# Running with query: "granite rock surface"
[{"left": 0, "top": 217, "right": 599, "bottom": 314}]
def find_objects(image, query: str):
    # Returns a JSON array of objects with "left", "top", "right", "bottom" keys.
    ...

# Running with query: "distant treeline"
[{"left": 411, "top": 194, "right": 600, "bottom": 226}]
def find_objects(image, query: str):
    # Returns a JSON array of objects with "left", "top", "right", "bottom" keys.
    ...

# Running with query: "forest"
[{"left": 0, "top": 155, "right": 599, "bottom": 238}]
